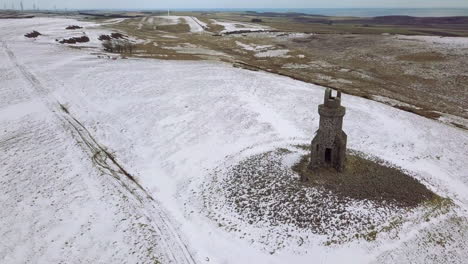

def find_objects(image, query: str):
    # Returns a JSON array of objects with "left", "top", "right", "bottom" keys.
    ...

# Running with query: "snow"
[
  {"left": 2, "top": 17, "right": 468, "bottom": 264},
  {"left": 372, "top": 95, "right": 422, "bottom": 109},
  {"left": 395, "top": 35, "right": 468, "bottom": 48},
  {"left": 235, "top": 41, "right": 292, "bottom": 58},
  {"left": 100, "top": 18, "right": 129, "bottom": 25},
  {"left": 150, "top": 16, "right": 205, "bottom": 32},
  {"left": 164, "top": 44, "right": 229, "bottom": 56},
  {"left": 437, "top": 112, "right": 468, "bottom": 128},
  {"left": 189, "top": 17, "right": 208, "bottom": 31},
  {"left": 282, "top": 63, "right": 310, "bottom": 69},
  {"left": 178, "top": 16, "right": 205, "bottom": 32},
  {"left": 153, "top": 15, "right": 180, "bottom": 25},
  {"left": 211, "top": 19, "right": 271, "bottom": 34},
  {"left": 0, "top": 47, "right": 159, "bottom": 263},
  {"left": 161, "top": 34, "right": 179, "bottom": 39},
  {"left": 255, "top": 49, "right": 291, "bottom": 58},
  {"left": 235, "top": 41, "right": 274, "bottom": 51}
]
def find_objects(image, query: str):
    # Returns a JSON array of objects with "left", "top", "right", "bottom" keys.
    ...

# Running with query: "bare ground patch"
[
  {"left": 397, "top": 52, "right": 447, "bottom": 62},
  {"left": 201, "top": 146, "right": 451, "bottom": 247},
  {"left": 293, "top": 149, "right": 438, "bottom": 207}
]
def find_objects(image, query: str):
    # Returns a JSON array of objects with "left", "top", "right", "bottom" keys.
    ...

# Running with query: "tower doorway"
[{"left": 325, "top": 148, "right": 332, "bottom": 163}]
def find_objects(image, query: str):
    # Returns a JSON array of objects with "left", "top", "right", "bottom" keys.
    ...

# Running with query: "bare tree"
[{"left": 102, "top": 39, "right": 135, "bottom": 55}]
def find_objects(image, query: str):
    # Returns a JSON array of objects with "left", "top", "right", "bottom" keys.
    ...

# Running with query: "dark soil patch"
[
  {"left": 394, "top": 105, "right": 442, "bottom": 120},
  {"left": 24, "top": 31, "right": 41, "bottom": 38},
  {"left": 98, "top": 34, "right": 112, "bottom": 41},
  {"left": 293, "top": 151, "right": 438, "bottom": 207},
  {"left": 206, "top": 149, "right": 402, "bottom": 243},
  {"left": 204, "top": 147, "right": 449, "bottom": 245},
  {"left": 98, "top": 33, "right": 127, "bottom": 41},
  {"left": 223, "top": 30, "right": 279, "bottom": 35},
  {"left": 397, "top": 52, "right": 447, "bottom": 62},
  {"left": 111, "top": 32, "right": 127, "bottom": 39},
  {"left": 59, "top": 36, "right": 90, "bottom": 44},
  {"left": 66, "top": 25, "right": 83, "bottom": 30}
]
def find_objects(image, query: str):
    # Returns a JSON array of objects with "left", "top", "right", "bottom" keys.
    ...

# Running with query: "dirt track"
[{"left": 1, "top": 39, "right": 197, "bottom": 264}]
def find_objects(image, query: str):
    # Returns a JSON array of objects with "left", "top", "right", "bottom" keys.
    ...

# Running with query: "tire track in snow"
[{"left": 1, "top": 40, "right": 197, "bottom": 264}]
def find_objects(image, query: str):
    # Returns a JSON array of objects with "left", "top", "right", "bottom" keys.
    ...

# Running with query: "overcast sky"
[{"left": 5, "top": 0, "right": 468, "bottom": 10}]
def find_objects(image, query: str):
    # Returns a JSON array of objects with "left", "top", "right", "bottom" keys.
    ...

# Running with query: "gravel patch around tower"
[{"left": 201, "top": 145, "right": 451, "bottom": 249}]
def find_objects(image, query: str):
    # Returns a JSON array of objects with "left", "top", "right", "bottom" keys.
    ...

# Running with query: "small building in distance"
[{"left": 309, "top": 88, "right": 347, "bottom": 172}]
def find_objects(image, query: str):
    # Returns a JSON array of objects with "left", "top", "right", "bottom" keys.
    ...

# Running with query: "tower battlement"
[{"left": 323, "top": 89, "right": 342, "bottom": 108}]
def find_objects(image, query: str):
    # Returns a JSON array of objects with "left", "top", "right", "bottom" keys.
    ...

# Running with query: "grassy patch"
[
  {"left": 397, "top": 52, "right": 447, "bottom": 62},
  {"left": 292, "top": 150, "right": 439, "bottom": 207},
  {"left": 155, "top": 23, "right": 191, "bottom": 33}
]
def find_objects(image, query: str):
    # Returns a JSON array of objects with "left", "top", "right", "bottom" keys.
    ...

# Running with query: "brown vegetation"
[
  {"left": 292, "top": 151, "right": 438, "bottom": 207},
  {"left": 98, "top": 34, "right": 112, "bottom": 41},
  {"left": 24, "top": 31, "right": 41, "bottom": 38},
  {"left": 58, "top": 36, "right": 90, "bottom": 44},
  {"left": 397, "top": 52, "right": 447, "bottom": 62},
  {"left": 98, "top": 33, "right": 127, "bottom": 41},
  {"left": 66, "top": 25, "right": 83, "bottom": 30},
  {"left": 102, "top": 40, "right": 135, "bottom": 54}
]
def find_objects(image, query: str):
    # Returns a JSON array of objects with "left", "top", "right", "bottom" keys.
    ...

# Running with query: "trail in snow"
[
  {"left": 0, "top": 39, "right": 196, "bottom": 264},
  {"left": 2, "top": 17, "right": 468, "bottom": 264}
]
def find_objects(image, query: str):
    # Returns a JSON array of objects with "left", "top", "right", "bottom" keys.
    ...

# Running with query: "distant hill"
[
  {"left": 368, "top": 16, "right": 468, "bottom": 25},
  {"left": 0, "top": 11, "right": 34, "bottom": 19}
]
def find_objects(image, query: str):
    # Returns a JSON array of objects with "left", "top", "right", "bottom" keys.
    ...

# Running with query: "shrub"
[
  {"left": 59, "top": 36, "right": 90, "bottom": 44},
  {"left": 25, "top": 31, "right": 41, "bottom": 38},
  {"left": 66, "top": 25, "right": 83, "bottom": 30},
  {"left": 102, "top": 39, "right": 134, "bottom": 55}
]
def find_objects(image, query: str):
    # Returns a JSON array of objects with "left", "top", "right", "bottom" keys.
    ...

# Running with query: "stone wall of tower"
[{"left": 309, "top": 89, "right": 347, "bottom": 172}]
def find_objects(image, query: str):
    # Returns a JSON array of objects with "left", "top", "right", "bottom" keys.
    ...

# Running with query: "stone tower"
[{"left": 309, "top": 88, "right": 347, "bottom": 172}]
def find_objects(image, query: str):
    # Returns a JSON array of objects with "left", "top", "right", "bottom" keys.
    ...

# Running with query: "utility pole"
[{"left": 20, "top": 1, "right": 23, "bottom": 11}]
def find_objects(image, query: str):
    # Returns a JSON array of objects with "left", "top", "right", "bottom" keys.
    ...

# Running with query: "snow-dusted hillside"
[
  {"left": 1, "top": 17, "right": 468, "bottom": 264},
  {"left": 211, "top": 19, "right": 271, "bottom": 33}
]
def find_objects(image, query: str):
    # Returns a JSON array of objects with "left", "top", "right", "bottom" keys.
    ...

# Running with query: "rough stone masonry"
[{"left": 309, "top": 88, "right": 347, "bottom": 172}]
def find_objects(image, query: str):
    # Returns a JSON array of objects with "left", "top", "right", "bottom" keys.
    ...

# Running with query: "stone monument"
[{"left": 309, "top": 88, "right": 347, "bottom": 172}]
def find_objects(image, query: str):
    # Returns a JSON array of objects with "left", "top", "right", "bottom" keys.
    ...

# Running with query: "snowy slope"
[
  {"left": 0, "top": 18, "right": 195, "bottom": 264},
  {"left": 143, "top": 16, "right": 206, "bottom": 32},
  {"left": 1, "top": 17, "right": 468, "bottom": 264},
  {"left": 211, "top": 19, "right": 271, "bottom": 34}
]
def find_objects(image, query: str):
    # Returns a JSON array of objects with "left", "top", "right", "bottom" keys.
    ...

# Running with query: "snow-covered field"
[
  {"left": 235, "top": 41, "right": 292, "bottom": 58},
  {"left": 395, "top": 35, "right": 468, "bottom": 48},
  {"left": 139, "top": 16, "right": 206, "bottom": 33},
  {"left": 1, "top": 17, "right": 468, "bottom": 264},
  {"left": 211, "top": 19, "right": 271, "bottom": 34}
]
